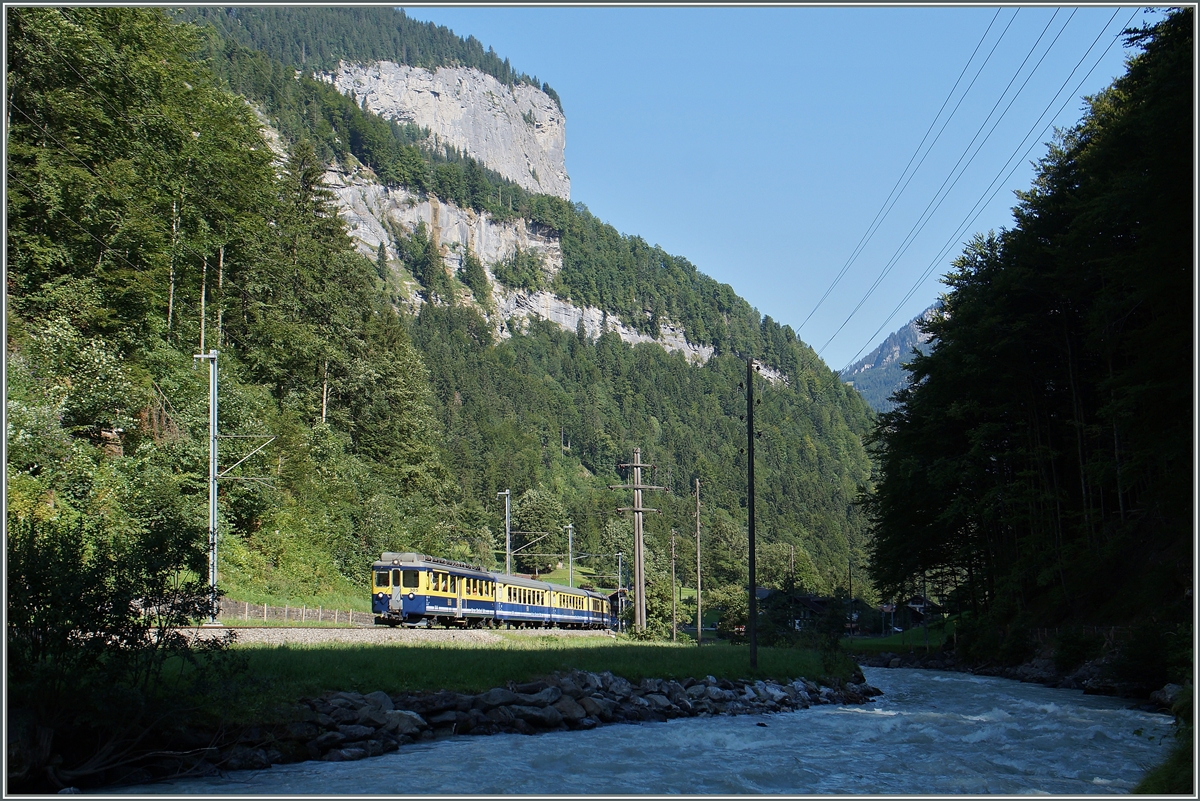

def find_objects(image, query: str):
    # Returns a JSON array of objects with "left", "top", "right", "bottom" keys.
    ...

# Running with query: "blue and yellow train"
[{"left": 371, "top": 552, "right": 616, "bottom": 629}]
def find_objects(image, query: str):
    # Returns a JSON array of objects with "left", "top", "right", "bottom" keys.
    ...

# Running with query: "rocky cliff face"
[
  {"left": 323, "top": 62, "right": 569, "bottom": 200},
  {"left": 327, "top": 165, "right": 714, "bottom": 365}
]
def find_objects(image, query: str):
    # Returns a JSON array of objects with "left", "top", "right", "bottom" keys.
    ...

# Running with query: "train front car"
[{"left": 372, "top": 552, "right": 496, "bottom": 627}]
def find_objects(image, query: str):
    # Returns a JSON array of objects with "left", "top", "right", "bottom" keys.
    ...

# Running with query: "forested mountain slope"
[
  {"left": 7, "top": 8, "right": 876, "bottom": 626},
  {"left": 865, "top": 10, "right": 1192, "bottom": 668}
]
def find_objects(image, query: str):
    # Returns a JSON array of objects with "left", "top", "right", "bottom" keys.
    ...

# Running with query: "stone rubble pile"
[{"left": 212, "top": 670, "right": 883, "bottom": 772}]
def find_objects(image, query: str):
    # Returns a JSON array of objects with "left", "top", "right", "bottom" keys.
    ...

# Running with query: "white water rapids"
[{"left": 116, "top": 667, "right": 1174, "bottom": 794}]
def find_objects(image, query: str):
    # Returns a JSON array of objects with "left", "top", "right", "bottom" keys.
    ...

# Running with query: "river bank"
[
  {"left": 855, "top": 647, "right": 1186, "bottom": 714},
  {"left": 67, "top": 668, "right": 881, "bottom": 791},
  {"left": 116, "top": 666, "right": 1178, "bottom": 795}
]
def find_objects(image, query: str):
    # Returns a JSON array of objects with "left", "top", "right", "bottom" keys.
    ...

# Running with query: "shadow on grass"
[{"left": 231, "top": 640, "right": 845, "bottom": 723}]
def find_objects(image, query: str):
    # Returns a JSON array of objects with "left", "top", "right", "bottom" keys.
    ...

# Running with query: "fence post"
[
  {"left": 302, "top": 605, "right": 306, "bottom": 623},
  {"left": 318, "top": 606, "right": 322, "bottom": 623},
  {"left": 264, "top": 603, "right": 267, "bottom": 622}
]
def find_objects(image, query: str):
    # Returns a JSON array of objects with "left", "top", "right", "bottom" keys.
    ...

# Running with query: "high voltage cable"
[
  {"left": 818, "top": 9, "right": 1074, "bottom": 355},
  {"left": 839, "top": 6, "right": 1140, "bottom": 371},
  {"left": 817, "top": 7, "right": 1076, "bottom": 357},
  {"left": 797, "top": 7, "right": 1011, "bottom": 334}
]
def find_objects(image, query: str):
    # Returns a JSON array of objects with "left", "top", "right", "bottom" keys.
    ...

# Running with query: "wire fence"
[
  {"left": 217, "top": 600, "right": 372, "bottom": 626},
  {"left": 1031, "top": 626, "right": 1129, "bottom": 647}
]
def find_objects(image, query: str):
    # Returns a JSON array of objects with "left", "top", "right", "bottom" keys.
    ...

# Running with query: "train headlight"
[{"left": 408, "top": 592, "right": 415, "bottom": 600}]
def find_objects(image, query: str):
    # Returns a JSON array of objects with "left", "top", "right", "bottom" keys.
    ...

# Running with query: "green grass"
[
  {"left": 221, "top": 589, "right": 372, "bottom": 613},
  {"left": 1133, "top": 736, "right": 1194, "bottom": 794},
  {"left": 226, "top": 633, "right": 851, "bottom": 724},
  {"left": 842, "top": 620, "right": 955, "bottom": 654}
]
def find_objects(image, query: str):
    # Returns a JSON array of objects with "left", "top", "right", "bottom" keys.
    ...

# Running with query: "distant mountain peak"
[{"left": 840, "top": 302, "right": 942, "bottom": 412}]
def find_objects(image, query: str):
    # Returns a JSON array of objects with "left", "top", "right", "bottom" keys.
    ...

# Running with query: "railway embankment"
[{"left": 110, "top": 668, "right": 882, "bottom": 784}]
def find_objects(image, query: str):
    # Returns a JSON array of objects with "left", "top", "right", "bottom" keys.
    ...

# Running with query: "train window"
[
  {"left": 402, "top": 571, "right": 419, "bottom": 588},
  {"left": 375, "top": 571, "right": 389, "bottom": 587},
  {"left": 391, "top": 569, "right": 401, "bottom": 586}
]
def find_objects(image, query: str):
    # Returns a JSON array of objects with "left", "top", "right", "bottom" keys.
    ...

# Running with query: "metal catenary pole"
[
  {"left": 497, "top": 489, "right": 511, "bottom": 574},
  {"left": 193, "top": 349, "right": 219, "bottom": 625},
  {"left": 564, "top": 523, "right": 574, "bottom": 587},
  {"left": 617, "top": 551, "right": 623, "bottom": 632},
  {"left": 671, "top": 530, "right": 677, "bottom": 642},
  {"left": 634, "top": 450, "right": 644, "bottom": 631}
]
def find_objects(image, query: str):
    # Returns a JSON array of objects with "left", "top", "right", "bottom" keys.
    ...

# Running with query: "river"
[{"left": 116, "top": 667, "right": 1174, "bottom": 794}]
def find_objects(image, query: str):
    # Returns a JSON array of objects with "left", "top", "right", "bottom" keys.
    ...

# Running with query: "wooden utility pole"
[
  {"left": 746, "top": 358, "right": 758, "bottom": 669},
  {"left": 671, "top": 530, "right": 677, "bottom": 642},
  {"left": 695, "top": 478, "right": 702, "bottom": 646},
  {"left": 610, "top": 448, "right": 663, "bottom": 632}
]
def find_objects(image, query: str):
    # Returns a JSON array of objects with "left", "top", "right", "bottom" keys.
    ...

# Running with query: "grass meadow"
[{"left": 223, "top": 632, "right": 848, "bottom": 724}]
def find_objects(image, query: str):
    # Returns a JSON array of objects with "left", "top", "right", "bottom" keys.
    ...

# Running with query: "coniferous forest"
[
  {"left": 5, "top": 4, "right": 875, "bottom": 655},
  {"left": 865, "top": 10, "right": 1192, "bottom": 673}
]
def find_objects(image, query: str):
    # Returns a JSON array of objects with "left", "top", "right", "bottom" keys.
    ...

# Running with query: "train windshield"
[
  {"left": 374, "top": 571, "right": 389, "bottom": 588},
  {"left": 402, "top": 570, "right": 420, "bottom": 588}
]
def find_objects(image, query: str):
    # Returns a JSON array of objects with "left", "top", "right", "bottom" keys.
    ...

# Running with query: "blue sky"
[{"left": 401, "top": 5, "right": 1160, "bottom": 371}]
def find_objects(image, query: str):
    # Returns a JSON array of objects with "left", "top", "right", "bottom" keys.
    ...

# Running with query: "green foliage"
[
  {"left": 1108, "top": 622, "right": 1193, "bottom": 691},
  {"left": 1053, "top": 629, "right": 1106, "bottom": 674},
  {"left": 175, "top": 7, "right": 561, "bottom": 111},
  {"left": 1133, "top": 686, "right": 1194, "bottom": 794},
  {"left": 864, "top": 11, "right": 1193, "bottom": 637},
  {"left": 511, "top": 487, "right": 569, "bottom": 573},
  {"left": 707, "top": 583, "right": 749, "bottom": 641},
  {"left": 7, "top": 7, "right": 455, "bottom": 607},
  {"left": 6, "top": 515, "right": 247, "bottom": 792},
  {"left": 491, "top": 246, "right": 545, "bottom": 292},
  {"left": 457, "top": 245, "right": 492, "bottom": 307},
  {"left": 394, "top": 221, "right": 453, "bottom": 302}
]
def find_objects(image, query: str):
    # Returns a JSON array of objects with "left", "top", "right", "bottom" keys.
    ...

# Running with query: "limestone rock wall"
[
  {"left": 323, "top": 62, "right": 569, "bottom": 200},
  {"left": 325, "top": 166, "right": 713, "bottom": 365}
]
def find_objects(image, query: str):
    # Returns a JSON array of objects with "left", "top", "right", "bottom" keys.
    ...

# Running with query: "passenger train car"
[{"left": 371, "top": 552, "right": 616, "bottom": 629}]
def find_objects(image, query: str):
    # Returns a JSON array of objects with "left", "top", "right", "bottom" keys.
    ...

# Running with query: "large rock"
[
  {"left": 336, "top": 724, "right": 376, "bottom": 741},
  {"left": 552, "top": 696, "right": 587, "bottom": 723},
  {"left": 577, "top": 695, "right": 613, "bottom": 721},
  {"left": 1150, "top": 684, "right": 1186, "bottom": 709},
  {"left": 509, "top": 704, "right": 564, "bottom": 728},
  {"left": 384, "top": 710, "right": 427, "bottom": 737},
  {"left": 278, "top": 721, "right": 321, "bottom": 742},
  {"left": 357, "top": 707, "right": 390, "bottom": 728},
  {"left": 474, "top": 688, "right": 520, "bottom": 710},
  {"left": 364, "top": 691, "right": 394, "bottom": 712},
  {"left": 517, "top": 686, "right": 563, "bottom": 707}
]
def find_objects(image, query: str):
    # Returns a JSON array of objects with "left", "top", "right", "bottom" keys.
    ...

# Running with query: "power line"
[
  {"left": 797, "top": 7, "right": 1010, "bottom": 334},
  {"left": 839, "top": 6, "right": 1140, "bottom": 371},
  {"left": 818, "top": 7, "right": 1077, "bottom": 357}
]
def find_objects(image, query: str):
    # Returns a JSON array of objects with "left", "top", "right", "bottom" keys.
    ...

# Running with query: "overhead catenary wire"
[
  {"left": 818, "top": 6, "right": 1082, "bottom": 358},
  {"left": 797, "top": 7, "right": 1011, "bottom": 334},
  {"left": 839, "top": 6, "right": 1142, "bottom": 371}
]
